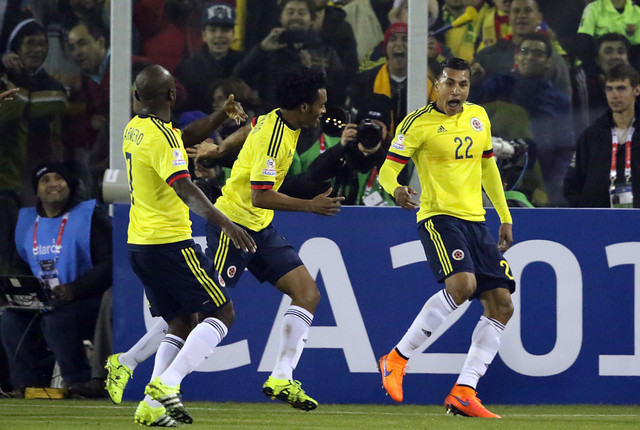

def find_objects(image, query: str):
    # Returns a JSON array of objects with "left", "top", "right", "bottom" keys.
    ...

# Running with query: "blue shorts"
[
  {"left": 128, "top": 239, "right": 230, "bottom": 321},
  {"left": 418, "top": 215, "right": 516, "bottom": 298},
  {"left": 205, "top": 223, "right": 303, "bottom": 287}
]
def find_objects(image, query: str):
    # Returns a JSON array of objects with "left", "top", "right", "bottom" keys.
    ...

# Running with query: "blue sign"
[{"left": 113, "top": 205, "right": 640, "bottom": 405}]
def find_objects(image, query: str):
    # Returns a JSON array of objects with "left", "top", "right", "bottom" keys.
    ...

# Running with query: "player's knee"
[
  {"left": 291, "top": 281, "right": 321, "bottom": 310},
  {"left": 214, "top": 301, "right": 235, "bottom": 329},
  {"left": 445, "top": 273, "right": 476, "bottom": 305}
]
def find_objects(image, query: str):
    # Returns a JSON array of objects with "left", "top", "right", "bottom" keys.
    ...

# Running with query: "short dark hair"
[
  {"left": 276, "top": 66, "right": 326, "bottom": 110},
  {"left": 438, "top": 57, "right": 471, "bottom": 77},
  {"left": 605, "top": 63, "right": 640, "bottom": 87},
  {"left": 280, "top": 0, "right": 316, "bottom": 20},
  {"left": 518, "top": 32, "right": 552, "bottom": 58},
  {"left": 595, "top": 32, "right": 630, "bottom": 53}
]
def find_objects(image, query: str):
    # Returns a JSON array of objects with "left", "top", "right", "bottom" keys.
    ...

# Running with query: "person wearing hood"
[{"left": 0, "top": 162, "right": 112, "bottom": 397}]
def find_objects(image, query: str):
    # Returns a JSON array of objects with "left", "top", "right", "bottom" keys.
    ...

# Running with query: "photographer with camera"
[
  {"left": 281, "top": 94, "right": 395, "bottom": 206},
  {"left": 233, "top": 0, "right": 346, "bottom": 111}
]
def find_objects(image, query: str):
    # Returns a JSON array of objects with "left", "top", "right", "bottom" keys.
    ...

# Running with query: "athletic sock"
[
  {"left": 271, "top": 305, "right": 313, "bottom": 380},
  {"left": 120, "top": 318, "right": 168, "bottom": 371},
  {"left": 144, "top": 334, "right": 184, "bottom": 407},
  {"left": 456, "top": 316, "right": 505, "bottom": 389},
  {"left": 159, "top": 318, "right": 228, "bottom": 388},
  {"left": 396, "top": 289, "right": 458, "bottom": 358}
]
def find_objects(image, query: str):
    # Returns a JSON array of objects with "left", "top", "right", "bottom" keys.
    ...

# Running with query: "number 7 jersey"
[{"left": 382, "top": 101, "right": 497, "bottom": 223}]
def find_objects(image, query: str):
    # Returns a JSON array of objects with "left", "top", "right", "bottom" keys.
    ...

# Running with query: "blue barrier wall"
[{"left": 113, "top": 205, "right": 640, "bottom": 404}]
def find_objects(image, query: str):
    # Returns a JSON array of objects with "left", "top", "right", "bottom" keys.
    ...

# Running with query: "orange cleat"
[
  {"left": 378, "top": 349, "right": 408, "bottom": 402},
  {"left": 444, "top": 384, "right": 501, "bottom": 418}
]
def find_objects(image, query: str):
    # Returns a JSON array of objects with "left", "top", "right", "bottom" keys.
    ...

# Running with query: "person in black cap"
[
  {"left": 0, "top": 161, "right": 112, "bottom": 398},
  {"left": 174, "top": 2, "right": 244, "bottom": 114},
  {"left": 281, "top": 94, "right": 395, "bottom": 205}
]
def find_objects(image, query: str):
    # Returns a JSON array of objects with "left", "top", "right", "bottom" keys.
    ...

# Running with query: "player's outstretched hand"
[
  {"left": 497, "top": 223, "right": 513, "bottom": 252},
  {"left": 394, "top": 185, "right": 419, "bottom": 210},
  {"left": 223, "top": 94, "right": 248, "bottom": 125},
  {"left": 222, "top": 221, "right": 257, "bottom": 253},
  {"left": 309, "top": 188, "right": 344, "bottom": 216}
]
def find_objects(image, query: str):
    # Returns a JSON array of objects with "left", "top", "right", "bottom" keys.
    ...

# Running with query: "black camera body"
[
  {"left": 356, "top": 119, "right": 382, "bottom": 149},
  {"left": 278, "top": 29, "right": 312, "bottom": 48}
]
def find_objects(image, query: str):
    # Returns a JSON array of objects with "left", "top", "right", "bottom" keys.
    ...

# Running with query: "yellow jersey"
[
  {"left": 380, "top": 101, "right": 511, "bottom": 224},
  {"left": 122, "top": 114, "right": 193, "bottom": 245},
  {"left": 215, "top": 109, "right": 300, "bottom": 231}
]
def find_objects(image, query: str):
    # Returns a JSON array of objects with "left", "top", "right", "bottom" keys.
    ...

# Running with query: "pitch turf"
[{"left": 0, "top": 400, "right": 638, "bottom": 429}]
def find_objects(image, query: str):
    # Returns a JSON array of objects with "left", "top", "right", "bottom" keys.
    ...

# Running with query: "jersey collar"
[{"left": 276, "top": 109, "right": 297, "bottom": 130}]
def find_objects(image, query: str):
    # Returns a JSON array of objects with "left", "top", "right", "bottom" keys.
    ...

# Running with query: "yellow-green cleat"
[
  {"left": 262, "top": 376, "right": 318, "bottom": 411},
  {"left": 145, "top": 376, "right": 192, "bottom": 424},
  {"left": 134, "top": 400, "right": 178, "bottom": 427},
  {"left": 105, "top": 353, "right": 133, "bottom": 404}
]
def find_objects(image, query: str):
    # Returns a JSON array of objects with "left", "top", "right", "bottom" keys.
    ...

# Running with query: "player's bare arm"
[
  {"left": 251, "top": 187, "right": 344, "bottom": 216},
  {"left": 393, "top": 185, "right": 419, "bottom": 210},
  {"left": 172, "top": 177, "right": 256, "bottom": 252},
  {"left": 497, "top": 223, "right": 513, "bottom": 252},
  {"left": 181, "top": 95, "right": 248, "bottom": 147}
]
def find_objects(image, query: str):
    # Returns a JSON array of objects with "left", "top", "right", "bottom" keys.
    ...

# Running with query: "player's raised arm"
[{"left": 181, "top": 94, "right": 248, "bottom": 147}]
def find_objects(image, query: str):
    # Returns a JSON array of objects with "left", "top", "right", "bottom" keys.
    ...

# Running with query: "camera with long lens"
[
  {"left": 355, "top": 119, "right": 382, "bottom": 149},
  {"left": 320, "top": 106, "right": 382, "bottom": 149}
]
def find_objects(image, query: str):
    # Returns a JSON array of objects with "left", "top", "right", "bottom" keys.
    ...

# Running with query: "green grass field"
[{"left": 0, "top": 400, "right": 639, "bottom": 429}]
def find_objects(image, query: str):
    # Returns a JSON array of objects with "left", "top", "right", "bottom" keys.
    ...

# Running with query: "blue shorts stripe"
[
  {"left": 426, "top": 220, "right": 453, "bottom": 275},
  {"left": 181, "top": 248, "right": 225, "bottom": 306}
]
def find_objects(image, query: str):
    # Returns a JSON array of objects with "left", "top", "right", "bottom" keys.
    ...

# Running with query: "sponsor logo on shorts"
[
  {"left": 452, "top": 249, "right": 465, "bottom": 260},
  {"left": 227, "top": 266, "right": 237, "bottom": 278}
]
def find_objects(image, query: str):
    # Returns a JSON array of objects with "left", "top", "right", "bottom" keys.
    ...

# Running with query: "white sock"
[
  {"left": 456, "top": 316, "right": 505, "bottom": 389},
  {"left": 271, "top": 306, "right": 313, "bottom": 380},
  {"left": 396, "top": 289, "right": 458, "bottom": 358},
  {"left": 120, "top": 318, "right": 168, "bottom": 371},
  {"left": 144, "top": 334, "right": 183, "bottom": 407},
  {"left": 159, "top": 318, "right": 228, "bottom": 388}
]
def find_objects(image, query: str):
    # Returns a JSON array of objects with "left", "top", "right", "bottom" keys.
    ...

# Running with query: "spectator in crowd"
[
  {"left": 577, "top": 0, "right": 640, "bottom": 71},
  {"left": 281, "top": 94, "right": 394, "bottom": 205},
  {"left": 312, "top": 0, "right": 359, "bottom": 81},
  {"left": 174, "top": 2, "right": 243, "bottom": 114},
  {"left": 0, "top": 19, "right": 68, "bottom": 209},
  {"left": 31, "top": 0, "right": 110, "bottom": 89},
  {"left": 435, "top": 0, "right": 480, "bottom": 63},
  {"left": 65, "top": 20, "right": 111, "bottom": 196},
  {"left": 233, "top": 0, "right": 345, "bottom": 110},
  {"left": 586, "top": 33, "right": 632, "bottom": 122},
  {"left": 474, "top": 0, "right": 512, "bottom": 51},
  {"left": 471, "top": 33, "right": 574, "bottom": 206},
  {"left": 354, "top": 21, "right": 408, "bottom": 135},
  {"left": 1, "top": 162, "right": 112, "bottom": 397},
  {"left": 343, "top": 0, "right": 385, "bottom": 64},
  {"left": 564, "top": 63, "right": 640, "bottom": 208},
  {"left": 471, "top": 0, "right": 571, "bottom": 95}
]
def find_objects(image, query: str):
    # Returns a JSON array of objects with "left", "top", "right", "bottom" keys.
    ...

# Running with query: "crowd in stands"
[{"left": 0, "top": 0, "right": 640, "bottom": 398}]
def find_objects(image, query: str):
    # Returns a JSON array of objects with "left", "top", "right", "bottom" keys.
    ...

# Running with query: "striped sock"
[
  {"left": 144, "top": 334, "right": 184, "bottom": 407},
  {"left": 271, "top": 305, "right": 313, "bottom": 380},
  {"left": 396, "top": 289, "right": 458, "bottom": 358},
  {"left": 159, "top": 318, "right": 228, "bottom": 387},
  {"left": 120, "top": 318, "right": 168, "bottom": 371},
  {"left": 456, "top": 316, "right": 505, "bottom": 389}
]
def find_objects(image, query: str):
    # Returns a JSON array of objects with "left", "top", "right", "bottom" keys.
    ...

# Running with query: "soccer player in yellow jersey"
[
  {"left": 377, "top": 58, "right": 515, "bottom": 418},
  {"left": 207, "top": 67, "right": 344, "bottom": 411},
  {"left": 122, "top": 64, "right": 256, "bottom": 426}
]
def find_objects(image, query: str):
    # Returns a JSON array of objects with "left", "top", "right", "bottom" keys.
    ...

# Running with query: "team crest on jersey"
[
  {"left": 172, "top": 149, "right": 187, "bottom": 166},
  {"left": 262, "top": 158, "right": 276, "bottom": 176},
  {"left": 470, "top": 117, "right": 483, "bottom": 132},
  {"left": 218, "top": 274, "right": 226, "bottom": 287},
  {"left": 227, "top": 266, "right": 237, "bottom": 278},
  {"left": 452, "top": 249, "right": 465, "bottom": 260},
  {"left": 392, "top": 134, "right": 405, "bottom": 151}
]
